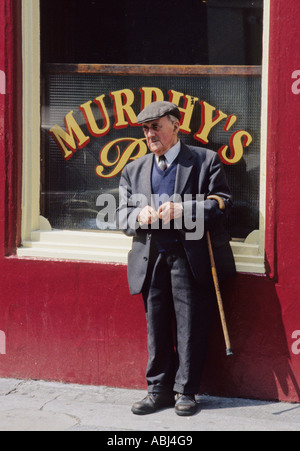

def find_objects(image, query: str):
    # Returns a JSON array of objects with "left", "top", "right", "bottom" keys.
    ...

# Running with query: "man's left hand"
[{"left": 158, "top": 202, "right": 183, "bottom": 225}]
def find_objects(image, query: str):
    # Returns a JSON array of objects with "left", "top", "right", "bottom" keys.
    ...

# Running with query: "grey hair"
[{"left": 167, "top": 114, "right": 180, "bottom": 124}]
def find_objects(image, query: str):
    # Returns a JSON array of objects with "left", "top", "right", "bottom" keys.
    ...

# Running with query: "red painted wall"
[{"left": 0, "top": 0, "right": 300, "bottom": 402}]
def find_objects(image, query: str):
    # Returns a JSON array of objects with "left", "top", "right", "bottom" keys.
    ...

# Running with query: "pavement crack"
[
  {"left": 5, "top": 380, "right": 27, "bottom": 396},
  {"left": 39, "top": 394, "right": 62, "bottom": 411}
]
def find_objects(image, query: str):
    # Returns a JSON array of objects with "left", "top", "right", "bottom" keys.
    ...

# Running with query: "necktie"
[{"left": 158, "top": 155, "right": 167, "bottom": 171}]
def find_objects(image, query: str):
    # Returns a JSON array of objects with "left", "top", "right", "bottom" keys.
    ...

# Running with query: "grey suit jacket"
[{"left": 116, "top": 143, "right": 236, "bottom": 295}]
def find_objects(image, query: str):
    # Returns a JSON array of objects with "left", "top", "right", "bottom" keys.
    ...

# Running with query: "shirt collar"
[{"left": 155, "top": 140, "right": 181, "bottom": 167}]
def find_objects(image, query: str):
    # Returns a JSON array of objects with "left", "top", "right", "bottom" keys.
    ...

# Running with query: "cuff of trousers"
[
  {"left": 173, "top": 383, "right": 198, "bottom": 395},
  {"left": 148, "top": 384, "right": 198, "bottom": 395},
  {"left": 148, "top": 385, "right": 174, "bottom": 395}
]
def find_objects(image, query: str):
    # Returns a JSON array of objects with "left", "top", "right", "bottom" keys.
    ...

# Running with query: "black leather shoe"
[
  {"left": 131, "top": 393, "right": 175, "bottom": 415},
  {"left": 175, "top": 394, "right": 198, "bottom": 416}
]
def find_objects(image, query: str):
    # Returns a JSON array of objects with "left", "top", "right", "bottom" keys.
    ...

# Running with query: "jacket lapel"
[
  {"left": 139, "top": 153, "right": 154, "bottom": 204},
  {"left": 174, "top": 142, "right": 194, "bottom": 197}
]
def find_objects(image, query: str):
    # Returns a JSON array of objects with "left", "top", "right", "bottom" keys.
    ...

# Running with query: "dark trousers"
[{"left": 142, "top": 242, "right": 216, "bottom": 395}]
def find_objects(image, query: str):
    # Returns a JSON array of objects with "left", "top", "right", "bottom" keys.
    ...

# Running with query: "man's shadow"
[{"left": 199, "top": 272, "right": 300, "bottom": 403}]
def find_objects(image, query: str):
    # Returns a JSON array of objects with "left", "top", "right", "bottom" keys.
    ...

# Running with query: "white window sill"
[
  {"left": 17, "top": 229, "right": 131, "bottom": 264},
  {"left": 17, "top": 223, "right": 265, "bottom": 274}
]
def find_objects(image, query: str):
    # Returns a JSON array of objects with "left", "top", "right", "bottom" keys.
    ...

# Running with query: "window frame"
[{"left": 18, "top": 0, "right": 270, "bottom": 274}]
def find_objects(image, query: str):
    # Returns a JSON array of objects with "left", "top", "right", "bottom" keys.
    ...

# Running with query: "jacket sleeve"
[
  {"left": 115, "top": 165, "right": 147, "bottom": 237},
  {"left": 182, "top": 152, "right": 232, "bottom": 233}
]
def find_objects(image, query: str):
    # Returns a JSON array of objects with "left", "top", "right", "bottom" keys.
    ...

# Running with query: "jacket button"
[{"left": 143, "top": 257, "right": 148, "bottom": 262}]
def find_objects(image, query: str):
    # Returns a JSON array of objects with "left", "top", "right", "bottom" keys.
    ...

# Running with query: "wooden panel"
[{"left": 45, "top": 64, "right": 262, "bottom": 77}]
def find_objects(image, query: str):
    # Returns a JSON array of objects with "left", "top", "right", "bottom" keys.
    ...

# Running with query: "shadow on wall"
[{"left": 200, "top": 273, "right": 300, "bottom": 403}]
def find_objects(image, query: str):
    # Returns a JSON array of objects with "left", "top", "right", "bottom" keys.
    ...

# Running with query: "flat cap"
[{"left": 136, "top": 101, "right": 181, "bottom": 124}]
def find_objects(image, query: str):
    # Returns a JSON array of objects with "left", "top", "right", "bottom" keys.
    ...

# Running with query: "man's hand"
[
  {"left": 138, "top": 206, "right": 159, "bottom": 226},
  {"left": 158, "top": 202, "right": 183, "bottom": 225}
]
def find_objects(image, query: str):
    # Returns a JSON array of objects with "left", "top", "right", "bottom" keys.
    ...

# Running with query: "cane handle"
[{"left": 207, "top": 195, "right": 225, "bottom": 211}]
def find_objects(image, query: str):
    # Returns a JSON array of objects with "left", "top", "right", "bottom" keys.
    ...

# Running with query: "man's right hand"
[{"left": 137, "top": 206, "right": 159, "bottom": 226}]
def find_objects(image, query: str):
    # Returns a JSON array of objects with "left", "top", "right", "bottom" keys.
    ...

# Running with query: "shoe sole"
[
  {"left": 131, "top": 403, "right": 175, "bottom": 415},
  {"left": 175, "top": 406, "right": 198, "bottom": 416}
]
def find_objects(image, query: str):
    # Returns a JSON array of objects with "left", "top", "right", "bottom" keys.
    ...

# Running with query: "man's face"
[{"left": 142, "top": 116, "right": 179, "bottom": 156}]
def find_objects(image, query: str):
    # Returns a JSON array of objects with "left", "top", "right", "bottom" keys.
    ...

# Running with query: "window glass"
[
  {"left": 40, "top": 0, "right": 263, "bottom": 240},
  {"left": 41, "top": 0, "right": 263, "bottom": 65}
]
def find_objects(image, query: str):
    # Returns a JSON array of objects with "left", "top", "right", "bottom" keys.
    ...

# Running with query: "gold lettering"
[
  {"left": 110, "top": 89, "right": 137, "bottom": 129},
  {"left": 223, "top": 115, "right": 237, "bottom": 131},
  {"left": 48, "top": 86, "right": 253, "bottom": 171},
  {"left": 79, "top": 95, "right": 110, "bottom": 137},
  {"left": 218, "top": 130, "right": 253, "bottom": 165},
  {"left": 194, "top": 101, "right": 227, "bottom": 144},
  {"left": 96, "top": 138, "right": 147, "bottom": 178},
  {"left": 140, "top": 87, "right": 164, "bottom": 109},
  {"left": 49, "top": 111, "right": 90, "bottom": 160},
  {"left": 169, "top": 91, "right": 199, "bottom": 134}
]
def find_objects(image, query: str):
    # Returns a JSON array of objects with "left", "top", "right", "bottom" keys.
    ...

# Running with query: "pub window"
[{"left": 19, "top": 0, "right": 267, "bottom": 273}]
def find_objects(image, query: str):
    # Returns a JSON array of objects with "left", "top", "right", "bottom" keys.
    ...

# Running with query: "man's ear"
[{"left": 173, "top": 121, "right": 180, "bottom": 132}]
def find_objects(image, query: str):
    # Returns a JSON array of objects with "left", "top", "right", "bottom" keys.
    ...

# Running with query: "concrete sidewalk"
[{"left": 0, "top": 378, "right": 300, "bottom": 431}]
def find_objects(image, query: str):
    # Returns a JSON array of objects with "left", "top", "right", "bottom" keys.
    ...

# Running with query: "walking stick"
[{"left": 207, "top": 195, "right": 233, "bottom": 357}]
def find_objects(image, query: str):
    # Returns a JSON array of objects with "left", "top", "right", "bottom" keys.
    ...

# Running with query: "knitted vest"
[{"left": 151, "top": 158, "right": 180, "bottom": 252}]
